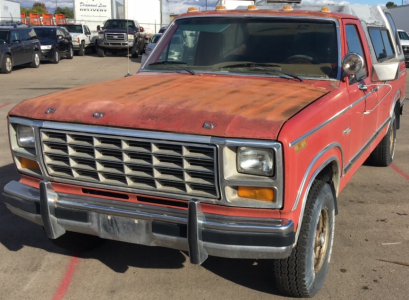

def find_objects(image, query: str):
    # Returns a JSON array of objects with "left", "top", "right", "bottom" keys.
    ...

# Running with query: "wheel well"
[{"left": 315, "top": 161, "right": 339, "bottom": 215}]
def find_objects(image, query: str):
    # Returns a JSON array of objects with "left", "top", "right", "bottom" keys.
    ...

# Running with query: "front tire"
[
  {"left": 131, "top": 44, "right": 139, "bottom": 58},
  {"left": 67, "top": 45, "right": 74, "bottom": 59},
  {"left": 30, "top": 52, "right": 40, "bottom": 68},
  {"left": 369, "top": 114, "right": 396, "bottom": 167},
  {"left": 48, "top": 231, "right": 104, "bottom": 252},
  {"left": 78, "top": 41, "right": 85, "bottom": 56},
  {"left": 273, "top": 181, "right": 335, "bottom": 298},
  {"left": 52, "top": 50, "right": 60, "bottom": 64},
  {"left": 98, "top": 48, "right": 105, "bottom": 57},
  {"left": 1, "top": 54, "right": 12, "bottom": 74}
]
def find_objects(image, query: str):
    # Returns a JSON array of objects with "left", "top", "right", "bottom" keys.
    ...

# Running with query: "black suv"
[
  {"left": 32, "top": 26, "right": 74, "bottom": 63},
  {"left": 0, "top": 26, "right": 41, "bottom": 74}
]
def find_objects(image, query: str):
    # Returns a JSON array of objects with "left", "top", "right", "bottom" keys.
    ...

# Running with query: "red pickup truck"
[{"left": 2, "top": 3, "right": 406, "bottom": 298}]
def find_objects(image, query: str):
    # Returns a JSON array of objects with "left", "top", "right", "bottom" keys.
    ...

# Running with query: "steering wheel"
[{"left": 284, "top": 54, "right": 317, "bottom": 64}]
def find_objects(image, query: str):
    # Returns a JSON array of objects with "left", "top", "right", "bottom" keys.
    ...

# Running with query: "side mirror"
[
  {"left": 342, "top": 53, "right": 365, "bottom": 77},
  {"left": 371, "top": 61, "right": 399, "bottom": 82}
]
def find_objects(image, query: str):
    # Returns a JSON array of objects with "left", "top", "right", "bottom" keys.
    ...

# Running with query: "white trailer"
[
  {"left": 0, "top": 0, "right": 21, "bottom": 23},
  {"left": 389, "top": 5, "right": 409, "bottom": 33},
  {"left": 121, "top": 0, "right": 170, "bottom": 34},
  {"left": 73, "top": 0, "right": 170, "bottom": 35}
]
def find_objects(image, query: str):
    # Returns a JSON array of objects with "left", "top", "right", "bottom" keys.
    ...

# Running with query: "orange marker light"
[
  {"left": 20, "top": 157, "right": 40, "bottom": 170},
  {"left": 238, "top": 186, "right": 275, "bottom": 202},
  {"left": 187, "top": 7, "right": 199, "bottom": 12},
  {"left": 283, "top": 5, "right": 293, "bottom": 11},
  {"left": 248, "top": 5, "right": 258, "bottom": 10},
  {"left": 321, "top": 7, "right": 331, "bottom": 13},
  {"left": 215, "top": 5, "right": 227, "bottom": 11}
]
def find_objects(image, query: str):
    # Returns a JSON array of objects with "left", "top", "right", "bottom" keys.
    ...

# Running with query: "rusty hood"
[{"left": 9, "top": 73, "right": 333, "bottom": 140}]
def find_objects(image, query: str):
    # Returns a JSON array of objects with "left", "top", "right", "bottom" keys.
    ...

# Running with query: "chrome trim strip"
[
  {"left": 204, "top": 243, "right": 292, "bottom": 259},
  {"left": 289, "top": 92, "right": 372, "bottom": 147},
  {"left": 399, "top": 69, "right": 406, "bottom": 76},
  {"left": 294, "top": 156, "right": 340, "bottom": 242},
  {"left": 291, "top": 143, "right": 343, "bottom": 212},
  {"left": 343, "top": 117, "right": 391, "bottom": 174}
]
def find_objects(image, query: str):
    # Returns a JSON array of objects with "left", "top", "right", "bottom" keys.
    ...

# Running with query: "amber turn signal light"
[
  {"left": 238, "top": 186, "right": 274, "bottom": 202},
  {"left": 20, "top": 157, "right": 40, "bottom": 170},
  {"left": 283, "top": 5, "right": 293, "bottom": 11},
  {"left": 248, "top": 5, "right": 258, "bottom": 10}
]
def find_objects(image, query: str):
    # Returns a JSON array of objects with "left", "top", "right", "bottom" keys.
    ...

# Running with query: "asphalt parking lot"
[{"left": 0, "top": 55, "right": 408, "bottom": 300}]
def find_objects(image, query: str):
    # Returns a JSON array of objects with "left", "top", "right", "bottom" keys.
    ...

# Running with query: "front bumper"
[
  {"left": 2, "top": 180, "right": 295, "bottom": 264},
  {"left": 40, "top": 49, "right": 55, "bottom": 61},
  {"left": 101, "top": 40, "right": 133, "bottom": 50}
]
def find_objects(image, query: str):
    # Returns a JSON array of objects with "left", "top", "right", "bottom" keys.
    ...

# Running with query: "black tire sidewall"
[
  {"left": 52, "top": 50, "right": 59, "bottom": 64},
  {"left": 1, "top": 54, "right": 12, "bottom": 73},
  {"left": 79, "top": 42, "right": 85, "bottom": 56},
  {"left": 298, "top": 182, "right": 335, "bottom": 296}
]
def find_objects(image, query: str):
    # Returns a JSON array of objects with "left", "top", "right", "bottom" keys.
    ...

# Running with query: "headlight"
[
  {"left": 40, "top": 45, "right": 53, "bottom": 50},
  {"left": 98, "top": 33, "right": 104, "bottom": 39},
  {"left": 16, "top": 125, "right": 35, "bottom": 148},
  {"left": 237, "top": 147, "right": 274, "bottom": 176},
  {"left": 128, "top": 34, "right": 135, "bottom": 41}
]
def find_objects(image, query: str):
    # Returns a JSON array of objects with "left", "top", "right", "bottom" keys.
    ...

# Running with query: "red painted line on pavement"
[
  {"left": 52, "top": 257, "right": 79, "bottom": 300},
  {"left": 391, "top": 164, "right": 409, "bottom": 181},
  {"left": 0, "top": 103, "right": 12, "bottom": 109}
]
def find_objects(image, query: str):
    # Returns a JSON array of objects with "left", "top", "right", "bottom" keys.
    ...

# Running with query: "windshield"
[
  {"left": 34, "top": 28, "right": 56, "bottom": 39},
  {"left": 151, "top": 34, "right": 161, "bottom": 43},
  {"left": 104, "top": 20, "right": 135, "bottom": 30},
  {"left": 0, "top": 31, "right": 9, "bottom": 43},
  {"left": 398, "top": 31, "right": 409, "bottom": 40},
  {"left": 144, "top": 17, "right": 339, "bottom": 79},
  {"left": 63, "top": 25, "right": 83, "bottom": 33}
]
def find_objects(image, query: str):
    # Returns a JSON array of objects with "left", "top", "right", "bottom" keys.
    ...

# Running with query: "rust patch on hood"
[{"left": 9, "top": 74, "right": 335, "bottom": 140}]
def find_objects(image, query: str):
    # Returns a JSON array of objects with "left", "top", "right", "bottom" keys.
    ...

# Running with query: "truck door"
[
  {"left": 343, "top": 21, "right": 379, "bottom": 165},
  {"left": 10, "top": 31, "right": 25, "bottom": 65},
  {"left": 85, "top": 26, "right": 91, "bottom": 43},
  {"left": 19, "top": 30, "right": 32, "bottom": 63}
]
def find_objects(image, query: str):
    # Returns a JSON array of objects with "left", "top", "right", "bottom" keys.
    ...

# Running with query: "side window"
[
  {"left": 57, "top": 29, "right": 64, "bottom": 37},
  {"left": 19, "top": 30, "right": 30, "bottom": 41},
  {"left": 85, "top": 26, "right": 90, "bottom": 35},
  {"left": 10, "top": 31, "right": 19, "bottom": 42},
  {"left": 345, "top": 24, "right": 367, "bottom": 84},
  {"left": 369, "top": 28, "right": 395, "bottom": 62},
  {"left": 385, "top": 13, "right": 401, "bottom": 54}
]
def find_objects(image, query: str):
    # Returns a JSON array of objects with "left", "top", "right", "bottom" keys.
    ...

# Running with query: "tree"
[
  {"left": 20, "top": 2, "right": 49, "bottom": 15},
  {"left": 386, "top": 1, "right": 397, "bottom": 8},
  {"left": 55, "top": 7, "right": 74, "bottom": 19}
]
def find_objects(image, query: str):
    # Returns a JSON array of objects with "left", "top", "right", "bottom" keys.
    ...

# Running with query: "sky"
[{"left": 16, "top": 0, "right": 409, "bottom": 14}]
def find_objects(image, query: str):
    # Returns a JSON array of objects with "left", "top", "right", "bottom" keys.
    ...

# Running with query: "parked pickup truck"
[
  {"left": 2, "top": 3, "right": 406, "bottom": 298},
  {"left": 97, "top": 19, "right": 148, "bottom": 58},
  {"left": 62, "top": 24, "right": 98, "bottom": 56}
]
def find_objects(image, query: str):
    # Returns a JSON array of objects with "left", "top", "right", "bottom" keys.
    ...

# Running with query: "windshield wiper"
[
  {"left": 221, "top": 62, "right": 303, "bottom": 82},
  {"left": 148, "top": 61, "right": 195, "bottom": 75}
]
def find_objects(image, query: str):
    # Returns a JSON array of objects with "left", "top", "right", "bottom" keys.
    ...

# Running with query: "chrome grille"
[
  {"left": 106, "top": 33, "right": 126, "bottom": 41},
  {"left": 40, "top": 130, "right": 219, "bottom": 199}
]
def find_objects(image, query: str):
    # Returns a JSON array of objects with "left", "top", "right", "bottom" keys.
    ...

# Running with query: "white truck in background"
[
  {"left": 0, "top": 0, "right": 21, "bottom": 23},
  {"left": 62, "top": 23, "right": 98, "bottom": 56}
]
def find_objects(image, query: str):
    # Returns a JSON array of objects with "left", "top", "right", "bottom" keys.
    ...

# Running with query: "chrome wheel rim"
[
  {"left": 35, "top": 53, "right": 39, "bottom": 66},
  {"left": 314, "top": 207, "right": 330, "bottom": 273},
  {"left": 70, "top": 47, "right": 73, "bottom": 57},
  {"left": 5, "top": 57, "right": 12, "bottom": 71},
  {"left": 55, "top": 51, "right": 59, "bottom": 61}
]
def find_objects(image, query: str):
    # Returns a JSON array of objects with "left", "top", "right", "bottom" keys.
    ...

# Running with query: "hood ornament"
[
  {"left": 45, "top": 108, "right": 55, "bottom": 114},
  {"left": 93, "top": 112, "right": 105, "bottom": 119},
  {"left": 203, "top": 122, "right": 214, "bottom": 130}
]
